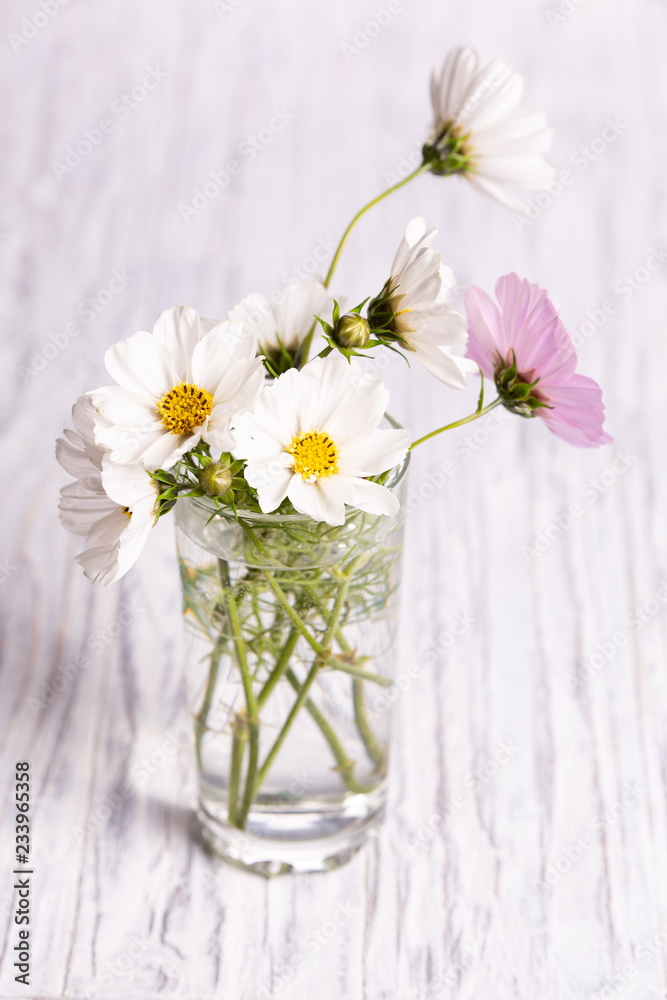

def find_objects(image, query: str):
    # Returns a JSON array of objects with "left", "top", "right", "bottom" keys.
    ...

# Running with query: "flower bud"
[
  {"left": 198, "top": 462, "right": 233, "bottom": 497},
  {"left": 334, "top": 313, "right": 371, "bottom": 349}
]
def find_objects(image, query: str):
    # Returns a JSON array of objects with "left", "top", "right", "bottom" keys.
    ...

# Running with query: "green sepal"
[
  {"left": 152, "top": 469, "right": 177, "bottom": 486},
  {"left": 315, "top": 315, "right": 335, "bottom": 338}
]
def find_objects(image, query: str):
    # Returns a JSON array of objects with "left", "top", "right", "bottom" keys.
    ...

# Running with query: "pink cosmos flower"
[{"left": 464, "top": 273, "right": 612, "bottom": 447}]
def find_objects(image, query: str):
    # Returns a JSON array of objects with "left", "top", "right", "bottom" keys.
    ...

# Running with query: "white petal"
[
  {"left": 152, "top": 305, "right": 202, "bottom": 380},
  {"left": 233, "top": 410, "right": 289, "bottom": 464},
  {"left": 325, "top": 475, "right": 400, "bottom": 518},
  {"left": 191, "top": 322, "right": 257, "bottom": 389},
  {"left": 84, "top": 507, "right": 130, "bottom": 549},
  {"left": 75, "top": 544, "right": 123, "bottom": 586},
  {"left": 464, "top": 173, "right": 533, "bottom": 212},
  {"left": 328, "top": 374, "right": 390, "bottom": 446},
  {"left": 56, "top": 436, "right": 101, "bottom": 485},
  {"left": 251, "top": 465, "right": 294, "bottom": 513},
  {"left": 412, "top": 343, "right": 471, "bottom": 388},
  {"left": 432, "top": 46, "right": 479, "bottom": 125},
  {"left": 228, "top": 293, "right": 276, "bottom": 346},
  {"left": 104, "top": 330, "right": 176, "bottom": 399},
  {"left": 339, "top": 429, "right": 410, "bottom": 477},
  {"left": 141, "top": 429, "right": 199, "bottom": 471},
  {"left": 296, "top": 354, "right": 367, "bottom": 433},
  {"left": 287, "top": 475, "right": 346, "bottom": 526},
  {"left": 473, "top": 154, "right": 556, "bottom": 186},
  {"left": 273, "top": 281, "right": 331, "bottom": 353},
  {"left": 101, "top": 459, "right": 157, "bottom": 507},
  {"left": 59, "top": 488, "right": 118, "bottom": 536},
  {"left": 208, "top": 354, "right": 265, "bottom": 411},
  {"left": 200, "top": 314, "right": 225, "bottom": 335},
  {"left": 87, "top": 386, "right": 162, "bottom": 430},
  {"left": 468, "top": 65, "right": 523, "bottom": 131}
]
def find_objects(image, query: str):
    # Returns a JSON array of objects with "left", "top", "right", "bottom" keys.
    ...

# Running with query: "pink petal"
[
  {"left": 464, "top": 284, "right": 504, "bottom": 375},
  {"left": 494, "top": 274, "right": 577, "bottom": 380},
  {"left": 538, "top": 373, "right": 612, "bottom": 447}
]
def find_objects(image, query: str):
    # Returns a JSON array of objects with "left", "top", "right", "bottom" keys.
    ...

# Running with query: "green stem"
[
  {"left": 304, "top": 584, "right": 388, "bottom": 765},
  {"left": 218, "top": 559, "right": 260, "bottom": 829},
  {"left": 325, "top": 658, "right": 393, "bottom": 687},
  {"left": 285, "top": 669, "right": 376, "bottom": 795},
  {"left": 353, "top": 679, "right": 385, "bottom": 769},
  {"left": 324, "top": 164, "right": 428, "bottom": 289},
  {"left": 298, "top": 163, "right": 429, "bottom": 362},
  {"left": 227, "top": 722, "right": 246, "bottom": 827},
  {"left": 260, "top": 568, "right": 357, "bottom": 671},
  {"left": 254, "top": 575, "right": 353, "bottom": 795},
  {"left": 255, "top": 660, "right": 320, "bottom": 792},
  {"left": 257, "top": 627, "right": 300, "bottom": 710},
  {"left": 238, "top": 727, "right": 259, "bottom": 828},
  {"left": 194, "top": 635, "right": 226, "bottom": 770},
  {"left": 409, "top": 398, "right": 503, "bottom": 450}
]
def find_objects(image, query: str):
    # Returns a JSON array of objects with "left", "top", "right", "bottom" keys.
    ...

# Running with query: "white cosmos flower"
[
  {"left": 427, "top": 45, "right": 555, "bottom": 211},
  {"left": 374, "top": 216, "right": 476, "bottom": 389},
  {"left": 234, "top": 354, "right": 411, "bottom": 527},
  {"left": 56, "top": 397, "right": 158, "bottom": 585},
  {"left": 87, "top": 305, "right": 265, "bottom": 471},
  {"left": 228, "top": 280, "right": 332, "bottom": 362}
]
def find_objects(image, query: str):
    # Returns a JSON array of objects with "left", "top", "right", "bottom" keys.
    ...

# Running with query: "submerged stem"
[
  {"left": 227, "top": 722, "right": 246, "bottom": 827},
  {"left": 285, "top": 669, "right": 377, "bottom": 795},
  {"left": 218, "top": 559, "right": 260, "bottom": 829},
  {"left": 353, "top": 679, "right": 385, "bottom": 769},
  {"left": 253, "top": 572, "right": 354, "bottom": 797},
  {"left": 257, "top": 627, "right": 300, "bottom": 710},
  {"left": 194, "top": 634, "right": 226, "bottom": 771}
]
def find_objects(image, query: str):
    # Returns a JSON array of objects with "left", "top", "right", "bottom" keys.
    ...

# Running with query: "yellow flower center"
[
  {"left": 287, "top": 430, "right": 339, "bottom": 481},
  {"left": 157, "top": 382, "right": 213, "bottom": 436},
  {"left": 121, "top": 506, "right": 132, "bottom": 520}
]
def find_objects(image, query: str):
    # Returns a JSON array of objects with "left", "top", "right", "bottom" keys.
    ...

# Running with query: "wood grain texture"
[{"left": 0, "top": 0, "right": 666, "bottom": 997}]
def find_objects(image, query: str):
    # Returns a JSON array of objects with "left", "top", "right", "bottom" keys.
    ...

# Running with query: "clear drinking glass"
[{"left": 175, "top": 452, "right": 409, "bottom": 876}]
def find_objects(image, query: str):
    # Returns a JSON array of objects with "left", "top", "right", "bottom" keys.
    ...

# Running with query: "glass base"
[{"left": 197, "top": 780, "right": 386, "bottom": 876}]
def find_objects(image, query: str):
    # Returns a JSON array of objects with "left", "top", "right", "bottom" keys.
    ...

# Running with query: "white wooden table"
[{"left": 1, "top": 1, "right": 666, "bottom": 997}]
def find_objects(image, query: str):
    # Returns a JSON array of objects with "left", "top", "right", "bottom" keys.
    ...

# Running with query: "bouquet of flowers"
[{"left": 56, "top": 47, "right": 610, "bottom": 874}]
